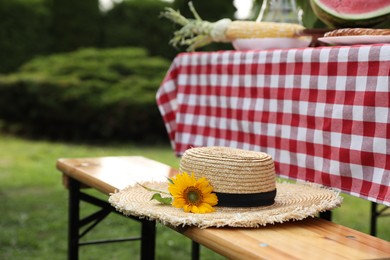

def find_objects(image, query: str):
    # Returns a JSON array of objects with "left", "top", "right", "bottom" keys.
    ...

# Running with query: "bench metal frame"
[
  {"left": 67, "top": 176, "right": 201, "bottom": 260},
  {"left": 371, "top": 202, "right": 390, "bottom": 237},
  {"left": 67, "top": 177, "right": 156, "bottom": 260}
]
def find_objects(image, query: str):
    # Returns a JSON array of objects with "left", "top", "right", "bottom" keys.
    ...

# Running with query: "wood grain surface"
[{"left": 57, "top": 156, "right": 390, "bottom": 259}]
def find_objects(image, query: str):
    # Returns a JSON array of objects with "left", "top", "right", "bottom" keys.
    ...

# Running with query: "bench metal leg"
[
  {"left": 67, "top": 177, "right": 157, "bottom": 259},
  {"left": 370, "top": 202, "right": 390, "bottom": 237},
  {"left": 141, "top": 220, "right": 156, "bottom": 260},
  {"left": 192, "top": 241, "right": 200, "bottom": 260},
  {"left": 371, "top": 202, "right": 378, "bottom": 236},
  {"left": 68, "top": 177, "right": 81, "bottom": 260}
]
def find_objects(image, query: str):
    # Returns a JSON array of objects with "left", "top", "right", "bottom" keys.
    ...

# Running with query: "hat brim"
[{"left": 109, "top": 182, "right": 342, "bottom": 228}]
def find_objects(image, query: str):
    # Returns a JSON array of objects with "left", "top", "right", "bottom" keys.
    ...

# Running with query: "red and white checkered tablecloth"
[{"left": 156, "top": 44, "right": 390, "bottom": 206}]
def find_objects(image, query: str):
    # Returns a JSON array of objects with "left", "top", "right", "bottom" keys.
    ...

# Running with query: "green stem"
[
  {"left": 160, "top": 7, "right": 189, "bottom": 26},
  {"left": 188, "top": 1, "right": 202, "bottom": 21},
  {"left": 137, "top": 182, "right": 170, "bottom": 195}
]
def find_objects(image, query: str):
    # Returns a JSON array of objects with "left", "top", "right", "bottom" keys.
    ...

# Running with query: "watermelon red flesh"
[
  {"left": 310, "top": 0, "right": 390, "bottom": 28},
  {"left": 315, "top": 0, "right": 390, "bottom": 17}
]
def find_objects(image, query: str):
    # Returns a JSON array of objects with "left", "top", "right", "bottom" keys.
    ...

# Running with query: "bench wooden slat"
[
  {"left": 181, "top": 219, "right": 390, "bottom": 259},
  {"left": 57, "top": 156, "right": 178, "bottom": 194},
  {"left": 57, "top": 156, "right": 390, "bottom": 260}
]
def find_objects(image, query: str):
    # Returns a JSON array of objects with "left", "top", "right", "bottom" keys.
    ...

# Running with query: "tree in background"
[
  {"left": 47, "top": 0, "right": 101, "bottom": 52},
  {"left": 0, "top": 0, "right": 51, "bottom": 73},
  {"left": 0, "top": 0, "right": 280, "bottom": 74},
  {"left": 101, "top": 0, "right": 177, "bottom": 60},
  {"left": 173, "top": 0, "right": 236, "bottom": 21}
]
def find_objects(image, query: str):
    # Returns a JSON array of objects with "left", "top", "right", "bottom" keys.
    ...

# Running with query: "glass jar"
[{"left": 256, "top": 0, "right": 302, "bottom": 24}]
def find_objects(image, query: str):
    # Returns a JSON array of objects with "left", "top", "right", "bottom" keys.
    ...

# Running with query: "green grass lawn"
[{"left": 0, "top": 133, "right": 389, "bottom": 259}]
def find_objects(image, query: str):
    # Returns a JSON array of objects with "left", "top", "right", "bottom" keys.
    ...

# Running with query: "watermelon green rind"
[{"left": 310, "top": 0, "right": 390, "bottom": 28}]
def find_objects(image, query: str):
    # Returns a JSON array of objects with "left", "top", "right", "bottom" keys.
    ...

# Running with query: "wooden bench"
[{"left": 57, "top": 156, "right": 390, "bottom": 260}]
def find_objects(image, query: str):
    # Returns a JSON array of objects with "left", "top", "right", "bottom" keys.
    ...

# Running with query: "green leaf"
[{"left": 151, "top": 193, "right": 172, "bottom": 205}]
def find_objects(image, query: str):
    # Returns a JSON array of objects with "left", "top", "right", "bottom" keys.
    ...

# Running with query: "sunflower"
[{"left": 168, "top": 172, "right": 218, "bottom": 213}]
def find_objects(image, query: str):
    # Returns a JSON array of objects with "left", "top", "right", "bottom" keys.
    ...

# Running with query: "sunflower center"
[{"left": 184, "top": 186, "right": 202, "bottom": 205}]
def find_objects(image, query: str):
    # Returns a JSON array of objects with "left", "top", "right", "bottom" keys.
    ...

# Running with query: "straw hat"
[
  {"left": 109, "top": 147, "right": 342, "bottom": 228},
  {"left": 179, "top": 147, "right": 277, "bottom": 207}
]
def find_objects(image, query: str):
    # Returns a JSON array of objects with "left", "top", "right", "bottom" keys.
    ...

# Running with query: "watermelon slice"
[{"left": 310, "top": 0, "right": 390, "bottom": 28}]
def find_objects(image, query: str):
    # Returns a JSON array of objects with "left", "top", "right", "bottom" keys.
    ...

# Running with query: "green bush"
[{"left": 0, "top": 47, "right": 171, "bottom": 142}]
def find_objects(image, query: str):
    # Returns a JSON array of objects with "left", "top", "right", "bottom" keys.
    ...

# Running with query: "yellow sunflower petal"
[
  {"left": 168, "top": 185, "right": 182, "bottom": 196},
  {"left": 169, "top": 173, "right": 189, "bottom": 195},
  {"left": 172, "top": 198, "right": 186, "bottom": 208},
  {"left": 198, "top": 203, "right": 215, "bottom": 213},
  {"left": 190, "top": 205, "right": 200, "bottom": 213},
  {"left": 196, "top": 182, "right": 213, "bottom": 194},
  {"left": 195, "top": 177, "right": 211, "bottom": 188},
  {"left": 181, "top": 172, "right": 193, "bottom": 185},
  {"left": 196, "top": 177, "right": 208, "bottom": 184},
  {"left": 183, "top": 204, "right": 192, "bottom": 213},
  {"left": 203, "top": 193, "right": 218, "bottom": 206},
  {"left": 168, "top": 172, "right": 218, "bottom": 214}
]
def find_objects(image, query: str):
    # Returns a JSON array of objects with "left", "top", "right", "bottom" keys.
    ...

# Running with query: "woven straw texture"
[
  {"left": 109, "top": 181, "right": 342, "bottom": 228},
  {"left": 179, "top": 147, "right": 276, "bottom": 194}
]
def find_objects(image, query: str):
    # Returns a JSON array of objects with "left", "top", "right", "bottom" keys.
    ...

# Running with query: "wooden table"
[{"left": 57, "top": 156, "right": 390, "bottom": 260}]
